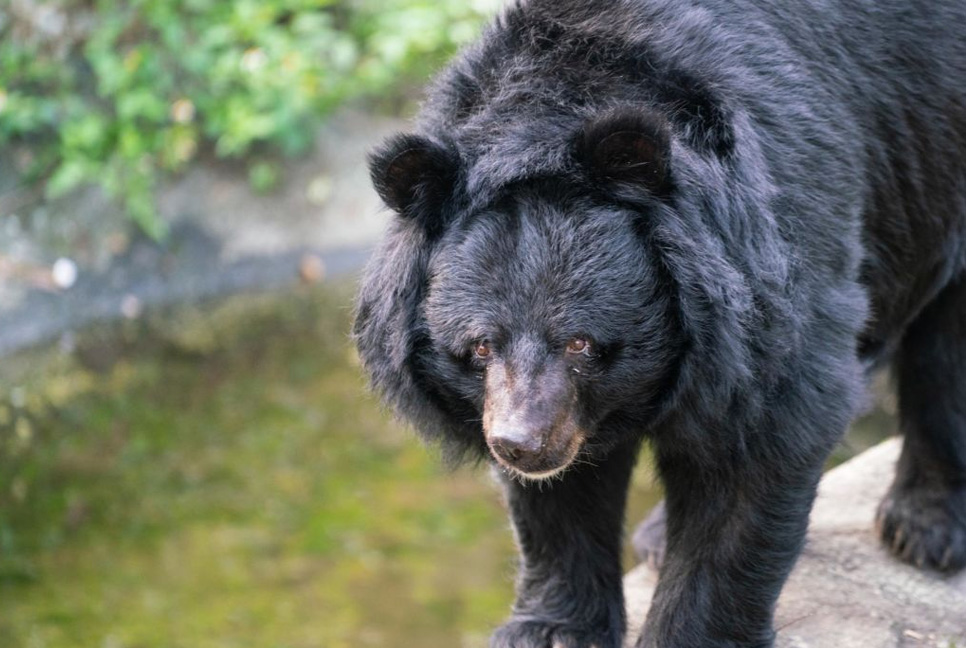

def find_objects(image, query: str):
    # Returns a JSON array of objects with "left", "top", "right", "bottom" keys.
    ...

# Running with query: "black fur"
[
  {"left": 354, "top": 1, "right": 966, "bottom": 646},
  {"left": 368, "top": 134, "right": 462, "bottom": 234},
  {"left": 576, "top": 108, "right": 672, "bottom": 197}
]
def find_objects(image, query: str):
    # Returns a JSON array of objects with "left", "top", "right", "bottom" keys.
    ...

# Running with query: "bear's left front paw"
[
  {"left": 876, "top": 484, "right": 966, "bottom": 572},
  {"left": 490, "top": 618, "right": 620, "bottom": 648}
]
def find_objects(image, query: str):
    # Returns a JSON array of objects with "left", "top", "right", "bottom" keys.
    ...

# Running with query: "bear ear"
[
  {"left": 577, "top": 109, "right": 671, "bottom": 196},
  {"left": 369, "top": 134, "right": 459, "bottom": 221}
]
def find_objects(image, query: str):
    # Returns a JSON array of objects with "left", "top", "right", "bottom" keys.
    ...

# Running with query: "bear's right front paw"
[
  {"left": 876, "top": 483, "right": 966, "bottom": 572},
  {"left": 490, "top": 618, "right": 620, "bottom": 648}
]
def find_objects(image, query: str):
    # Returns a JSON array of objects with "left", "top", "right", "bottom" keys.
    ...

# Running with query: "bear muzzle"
[{"left": 482, "top": 360, "right": 584, "bottom": 479}]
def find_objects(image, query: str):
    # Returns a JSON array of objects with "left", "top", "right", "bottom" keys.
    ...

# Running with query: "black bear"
[{"left": 353, "top": 0, "right": 966, "bottom": 646}]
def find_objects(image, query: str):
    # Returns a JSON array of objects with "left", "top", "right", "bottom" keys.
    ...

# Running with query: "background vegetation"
[
  {"left": 0, "top": 0, "right": 497, "bottom": 237},
  {"left": 0, "top": 285, "right": 524, "bottom": 647}
]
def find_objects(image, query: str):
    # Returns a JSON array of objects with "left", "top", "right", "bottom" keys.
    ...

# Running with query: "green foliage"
[{"left": 0, "top": 0, "right": 498, "bottom": 236}]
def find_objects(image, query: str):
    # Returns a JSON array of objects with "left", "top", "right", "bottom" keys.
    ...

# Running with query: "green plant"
[{"left": 0, "top": 0, "right": 498, "bottom": 237}]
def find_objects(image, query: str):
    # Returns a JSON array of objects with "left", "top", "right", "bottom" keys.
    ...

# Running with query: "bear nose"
[{"left": 488, "top": 429, "right": 543, "bottom": 468}]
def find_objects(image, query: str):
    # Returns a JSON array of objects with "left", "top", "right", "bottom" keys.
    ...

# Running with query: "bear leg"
[
  {"left": 878, "top": 273, "right": 966, "bottom": 573},
  {"left": 492, "top": 440, "right": 641, "bottom": 648}
]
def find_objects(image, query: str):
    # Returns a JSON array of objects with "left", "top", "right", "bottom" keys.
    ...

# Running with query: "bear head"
[{"left": 355, "top": 109, "right": 697, "bottom": 479}]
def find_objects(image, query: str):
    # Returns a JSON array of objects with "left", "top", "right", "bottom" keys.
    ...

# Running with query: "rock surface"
[
  {"left": 0, "top": 110, "right": 403, "bottom": 356},
  {"left": 624, "top": 439, "right": 966, "bottom": 647}
]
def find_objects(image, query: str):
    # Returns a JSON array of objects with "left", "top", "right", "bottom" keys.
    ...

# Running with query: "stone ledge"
[
  {"left": 0, "top": 110, "right": 403, "bottom": 357},
  {"left": 624, "top": 439, "right": 966, "bottom": 647}
]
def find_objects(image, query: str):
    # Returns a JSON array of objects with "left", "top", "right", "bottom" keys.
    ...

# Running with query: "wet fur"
[{"left": 354, "top": 1, "right": 966, "bottom": 646}]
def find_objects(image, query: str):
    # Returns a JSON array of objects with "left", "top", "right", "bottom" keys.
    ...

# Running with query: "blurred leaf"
[
  {"left": 46, "top": 159, "right": 90, "bottom": 198},
  {"left": 248, "top": 160, "right": 280, "bottom": 194},
  {"left": 0, "top": 0, "right": 499, "bottom": 236}
]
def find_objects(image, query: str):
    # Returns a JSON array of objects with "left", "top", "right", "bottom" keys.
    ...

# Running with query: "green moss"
[{"left": 0, "top": 284, "right": 519, "bottom": 648}]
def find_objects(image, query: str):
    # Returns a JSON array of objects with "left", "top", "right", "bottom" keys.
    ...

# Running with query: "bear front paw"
[
  {"left": 490, "top": 618, "right": 620, "bottom": 648},
  {"left": 876, "top": 484, "right": 966, "bottom": 573}
]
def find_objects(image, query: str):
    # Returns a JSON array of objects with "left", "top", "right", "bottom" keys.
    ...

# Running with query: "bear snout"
[
  {"left": 487, "top": 429, "right": 548, "bottom": 472},
  {"left": 482, "top": 360, "right": 584, "bottom": 479},
  {"left": 485, "top": 420, "right": 583, "bottom": 479}
]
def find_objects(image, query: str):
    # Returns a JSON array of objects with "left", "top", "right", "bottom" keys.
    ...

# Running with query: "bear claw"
[{"left": 876, "top": 484, "right": 966, "bottom": 573}]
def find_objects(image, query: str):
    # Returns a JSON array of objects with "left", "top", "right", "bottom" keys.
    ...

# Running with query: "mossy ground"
[
  {"left": 0, "top": 284, "right": 519, "bottom": 648},
  {"left": 0, "top": 282, "right": 890, "bottom": 647}
]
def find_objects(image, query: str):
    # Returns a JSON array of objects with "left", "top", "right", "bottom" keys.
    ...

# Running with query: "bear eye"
[
  {"left": 566, "top": 337, "right": 592, "bottom": 355},
  {"left": 473, "top": 340, "right": 493, "bottom": 359}
]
